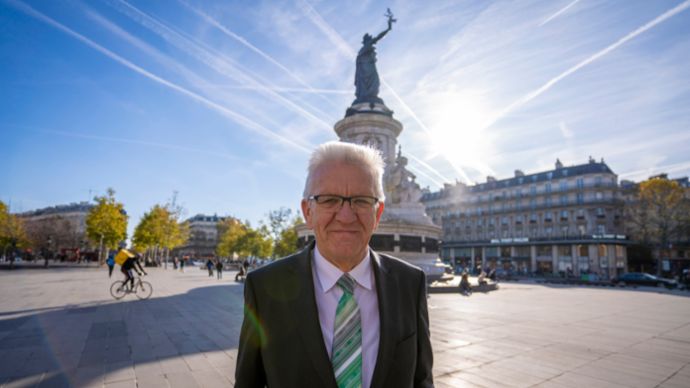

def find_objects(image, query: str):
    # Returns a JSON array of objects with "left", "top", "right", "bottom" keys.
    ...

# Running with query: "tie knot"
[{"left": 336, "top": 274, "right": 356, "bottom": 294}]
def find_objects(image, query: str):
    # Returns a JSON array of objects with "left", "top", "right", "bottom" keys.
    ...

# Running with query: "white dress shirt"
[{"left": 312, "top": 245, "right": 380, "bottom": 388}]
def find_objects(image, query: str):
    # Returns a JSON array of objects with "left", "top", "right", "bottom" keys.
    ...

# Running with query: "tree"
[
  {"left": 625, "top": 177, "right": 690, "bottom": 275},
  {"left": 274, "top": 217, "right": 304, "bottom": 258},
  {"left": 132, "top": 204, "right": 189, "bottom": 266},
  {"left": 266, "top": 208, "right": 303, "bottom": 259},
  {"left": 217, "top": 219, "right": 272, "bottom": 260},
  {"left": 0, "top": 201, "right": 29, "bottom": 258},
  {"left": 85, "top": 188, "right": 128, "bottom": 264}
]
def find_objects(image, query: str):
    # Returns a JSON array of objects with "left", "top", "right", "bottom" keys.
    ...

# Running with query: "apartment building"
[{"left": 421, "top": 157, "right": 628, "bottom": 279}]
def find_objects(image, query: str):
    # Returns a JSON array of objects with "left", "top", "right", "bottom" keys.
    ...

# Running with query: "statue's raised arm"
[
  {"left": 353, "top": 9, "right": 397, "bottom": 105},
  {"left": 372, "top": 9, "right": 396, "bottom": 44}
]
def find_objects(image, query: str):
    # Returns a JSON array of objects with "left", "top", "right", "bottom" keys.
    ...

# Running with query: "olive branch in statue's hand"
[{"left": 385, "top": 8, "right": 397, "bottom": 27}]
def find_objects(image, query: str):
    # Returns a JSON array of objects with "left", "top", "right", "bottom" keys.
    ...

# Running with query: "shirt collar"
[{"left": 313, "top": 244, "right": 373, "bottom": 293}]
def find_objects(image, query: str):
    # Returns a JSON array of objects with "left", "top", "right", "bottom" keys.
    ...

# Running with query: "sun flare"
[{"left": 426, "top": 92, "right": 496, "bottom": 182}]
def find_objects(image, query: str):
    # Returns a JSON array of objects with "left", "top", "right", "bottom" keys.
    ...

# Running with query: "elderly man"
[{"left": 235, "top": 141, "right": 433, "bottom": 388}]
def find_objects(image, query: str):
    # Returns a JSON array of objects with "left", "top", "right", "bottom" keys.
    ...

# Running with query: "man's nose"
[{"left": 334, "top": 200, "right": 358, "bottom": 222}]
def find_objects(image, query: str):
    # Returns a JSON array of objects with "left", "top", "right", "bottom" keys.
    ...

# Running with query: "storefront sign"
[{"left": 490, "top": 237, "right": 529, "bottom": 244}]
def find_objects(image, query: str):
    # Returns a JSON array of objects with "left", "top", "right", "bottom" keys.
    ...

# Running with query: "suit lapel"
[
  {"left": 369, "top": 250, "right": 399, "bottom": 388},
  {"left": 292, "top": 242, "right": 338, "bottom": 388}
]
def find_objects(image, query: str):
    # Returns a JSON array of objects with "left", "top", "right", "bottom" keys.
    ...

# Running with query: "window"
[
  {"left": 577, "top": 209, "right": 585, "bottom": 219},
  {"left": 530, "top": 199, "right": 536, "bottom": 209},
  {"left": 560, "top": 210, "right": 569, "bottom": 220},
  {"left": 577, "top": 178, "right": 584, "bottom": 189},
  {"left": 596, "top": 208, "right": 605, "bottom": 218},
  {"left": 560, "top": 195, "right": 568, "bottom": 206},
  {"left": 576, "top": 193, "right": 584, "bottom": 204},
  {"left": 545, "top": 183, "right": 552, "bottom": 193},
  {"left": 516, "top": 215, "right": 524, "bottom": 224},
  {"left": 537, "top": 245, "right": 551, "bottom": 256},
  {"left": 615, "top": 246, "right": 624, "bottom": 257},
  {"left": 530, "top": 185, "right": 536, "bottom": 195},
  {"left": 544, "top": 212, "right": 553, "bottom": 221},
  {"left": 595, "top": 176, "right": 602, "bottom": 186},
  {"left": 530, "top": 213, "right": 537, "bottom": 223},
  {"left": 598, "top": 244, "right": 607, "bottom": 257},
  {"left": 547, "top": 172, "right": 553, "bottom": 179},
  {"left": 501, "top": 216, "right": 508, "bottom": 225},
  {"left": 596, "top": 191, "right": 603, "bottom": 200},
  {"left": 545, "top": 196, "right": 552, "bottom": 207},
  {"left": 560, "top": 181, "right": 568, "bottom": 191},
  {"left": 561, "top": 226, "right": 569, "bottom": 237},
  {"left": 597, "top": 225, "right": 606, "bottom": 234}
]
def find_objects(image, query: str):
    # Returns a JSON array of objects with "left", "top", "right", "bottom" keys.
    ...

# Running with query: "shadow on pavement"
[{"left": 0, "top": 281, "right": 245, "bottom": 387}]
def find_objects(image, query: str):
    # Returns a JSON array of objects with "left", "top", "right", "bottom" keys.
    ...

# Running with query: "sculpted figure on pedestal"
[
  {"left": 385, "top": 146, "right": 422, "bottom": 205},
  {"left": 354, "top": 9, "right": 396, "bottom": 105}
]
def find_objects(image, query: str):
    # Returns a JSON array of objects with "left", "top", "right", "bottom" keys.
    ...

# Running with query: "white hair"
[{"left": 303, "top": 141, "right": 385, "bottom": 201}]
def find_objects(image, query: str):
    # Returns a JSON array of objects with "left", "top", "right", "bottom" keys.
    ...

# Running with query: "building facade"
[
  {"left": 422, "top": 158, "right": 629, "bottom": 280},
  {"left": 18, "top": 202, "right": 95, "bottom": 257},
  {"left": 173, "top": 214, "right": 227, "bottom": 259}
]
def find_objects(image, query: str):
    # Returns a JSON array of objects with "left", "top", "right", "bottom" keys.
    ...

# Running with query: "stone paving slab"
[{"left": 1, "top": 266, "right": 689, "bottom": 387}]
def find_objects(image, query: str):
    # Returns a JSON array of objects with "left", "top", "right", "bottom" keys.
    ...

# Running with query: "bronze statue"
[{"left": 353, "top": 9, "right": 396, "bottom": 105}]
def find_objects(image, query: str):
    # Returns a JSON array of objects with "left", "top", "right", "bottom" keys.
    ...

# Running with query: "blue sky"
[{"left": 2, "top": 0, "right": 690, "bottom": 235}]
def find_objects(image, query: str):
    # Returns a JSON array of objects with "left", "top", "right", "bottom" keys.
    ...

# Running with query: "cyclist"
[{"left": 116, "top": 244, "right": 147, "bottom": 291}]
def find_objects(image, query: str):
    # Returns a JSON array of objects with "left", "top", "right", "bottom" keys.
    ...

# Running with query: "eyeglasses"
[{"left": 308, "top": 195, "right": 379, "bottom": 213}]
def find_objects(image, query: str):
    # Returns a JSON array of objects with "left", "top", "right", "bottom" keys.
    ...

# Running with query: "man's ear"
[
  {"left": 301, "top": 199, "right": 313, "bottom": 228},
  {"left": 374, "top": 201, "right": 385, "bottom": 226}
]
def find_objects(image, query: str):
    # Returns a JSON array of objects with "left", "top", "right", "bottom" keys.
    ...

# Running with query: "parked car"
[{"left": 612, "top": 272, "right": 678, "bottom": 289}]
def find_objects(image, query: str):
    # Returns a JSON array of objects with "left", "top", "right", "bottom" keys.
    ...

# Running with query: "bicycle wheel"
[
  {"left": 135, "top": 281, "right": 153, "bottom": 300},
  {"left": 110, "top": 281, "right": 127, "bottom": 300}
]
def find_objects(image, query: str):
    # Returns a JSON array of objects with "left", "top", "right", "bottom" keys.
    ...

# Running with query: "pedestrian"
[
  {"left": 173, "top": 256, "right": 178, "bottom": 270},
  {"left": 106, "top": 252, "right": 115, "bottom": 278},
  {"left": 206, "top": 259, "right": 214, "bottom": 277},
  {"left": 180, "top": 258, "right": 185, "bottom": 272},
  {"left": 235, "top": 141, "right": 433, "bottom": 387},
  {"left": 216, "top": 260, "right": 223, "bottom": 279}
]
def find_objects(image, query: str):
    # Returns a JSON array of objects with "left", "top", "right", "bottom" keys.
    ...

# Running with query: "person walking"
[
  {"left": 106, "top": 252, "right": 115, "bottom": 278},
  {"left": 216, "top": 260, "right": 223, "bottom": 279},
  {"left": 179, "top": 257, "right": 185, "bottom": 272},
  {"left": 206, "top": 259, "right": 214, "bottom": 277}
]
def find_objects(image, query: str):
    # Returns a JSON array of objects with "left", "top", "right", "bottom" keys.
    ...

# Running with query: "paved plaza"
[{"left": 1, "top": 265, "right": 689, "bottom": 388}]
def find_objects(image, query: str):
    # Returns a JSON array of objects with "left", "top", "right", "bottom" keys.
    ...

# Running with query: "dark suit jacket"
[{"left": 235, "top": 242, "right": 434, "bottom": 388}]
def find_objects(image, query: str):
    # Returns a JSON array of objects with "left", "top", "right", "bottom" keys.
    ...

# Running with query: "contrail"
[
  {"left": 540, "top": 0, "right": 580, "bottom": 27},
  {"left": 486, "top": 0, "right": 690, "bottom": 131},
  {"left": 179, "top": 0, "right": 340, "bottom": 109},
  {"left": 619, "top": 160, "right": 690, "bottom": 180},
  {"left": 5, "top": 0, "right": 312, "bottom": 153},
  {"left": 32, "top": 127, "right": 242, "bottom": 161},
  {"left": 110, "top": 0, "right": 334, "bottom": 132},
  {"left": 406, "top": 165, "right": 444, "bottom": 189},
  {"left": 191, "top": 84, "right": 351, "bottom": 94}
]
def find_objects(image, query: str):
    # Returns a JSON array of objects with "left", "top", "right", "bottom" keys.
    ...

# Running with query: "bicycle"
[{"left": 110, "top": 274, "right": 153, "bottom": 300}]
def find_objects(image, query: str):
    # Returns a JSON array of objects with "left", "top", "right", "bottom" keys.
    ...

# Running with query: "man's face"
[{"left": 301, "top": 161, "right": 385, "bottom": 266}]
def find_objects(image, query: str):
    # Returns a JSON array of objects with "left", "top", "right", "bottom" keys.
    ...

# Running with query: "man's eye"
[
  {"left": 353, "top": 197, "right": 374, "bottom": 206},
  {"left": 319, "top": 197, "right": 341, "bottom": 206}
]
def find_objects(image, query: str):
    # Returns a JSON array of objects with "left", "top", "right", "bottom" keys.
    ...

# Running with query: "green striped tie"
[{"left": 332, "top": 274, "right": 362, "bottom": 388}]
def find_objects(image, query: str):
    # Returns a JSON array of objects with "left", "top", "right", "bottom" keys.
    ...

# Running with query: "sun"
[{"left": 426, "top": 91, "right": 496, "bottom": 182}]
